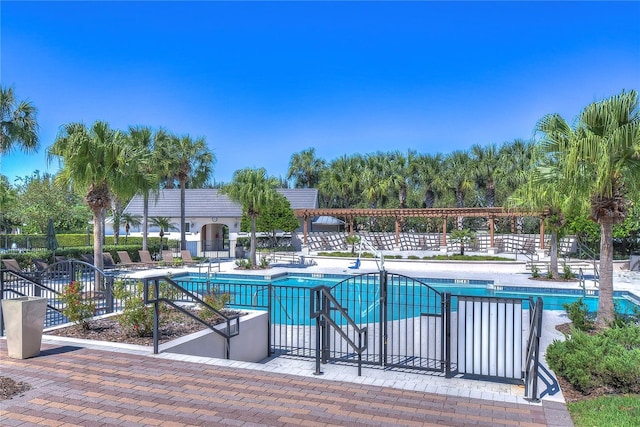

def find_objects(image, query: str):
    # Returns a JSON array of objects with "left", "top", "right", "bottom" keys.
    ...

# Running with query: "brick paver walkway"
[{"left": 1, "top": 343, "right": 572, "bottom": 426}]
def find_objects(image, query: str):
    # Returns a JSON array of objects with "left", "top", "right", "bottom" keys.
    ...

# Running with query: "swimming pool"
[{"left": 175, "top": 272, "right": 640, "bottom": 317}]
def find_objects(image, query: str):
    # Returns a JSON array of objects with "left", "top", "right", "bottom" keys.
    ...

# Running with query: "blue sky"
[{"left": 2, "top": 1, "right": 639, "bottom": 186}]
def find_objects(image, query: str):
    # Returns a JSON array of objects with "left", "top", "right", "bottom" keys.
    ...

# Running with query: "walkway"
[{"left": 1, "top": 341, "right": 572, "bottom": 427}]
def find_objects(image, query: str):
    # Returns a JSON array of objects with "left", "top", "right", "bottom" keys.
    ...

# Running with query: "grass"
[
  {"left": 424, "top": 254, "right": 513, "bottom": 261},
  {"left": 567, "top": 394, "right": 640, "bottom": 427}
]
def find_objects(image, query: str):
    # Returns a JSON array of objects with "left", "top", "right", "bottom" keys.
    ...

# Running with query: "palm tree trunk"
[
  {"left": 180, "top": 179, "right": 186, "bottom": 251},
  {"left": 550, "top": 231, "right": 559, "bottom": 279},
  {"left": 92, "top": 208, "right": 105, "bottom": 289},
  {"left": 596, "top": 217, "right": 615, "bottom": 329},
  {"left": 142, "top": 192, "right": 149, "bottom": 251},
  {"left": 250, "top": 216, "right": 257, "bottom": 266}
]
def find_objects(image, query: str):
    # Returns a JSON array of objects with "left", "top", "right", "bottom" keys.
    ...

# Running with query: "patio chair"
[
  {"left": 102, "top": 253, "right": 118, "bottom": 270},
  {"left": 1, "top": 258, "right": 38, "bottom": 281},
  {"left": 180, "top": 250, "right": 198, "bottom": 266},
  {"left": 80, "top": 254, "right": 95, "bottom": 265},
  {"left": 116, "top": 251, "right": 145, "bottom": 269},
  {"left": 161, "top": 250, "right": 174, "bottom": 265},
  {"left": 138, "top": 250, "right": 160, "bottom": 267}
]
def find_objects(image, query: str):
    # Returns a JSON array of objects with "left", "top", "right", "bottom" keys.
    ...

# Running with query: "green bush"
[
  {"left": 564, "top": 299, "right": 595, "bottom": 332},
  {"left": 546, "top": 325, "right": 640, "bottom": 395},
  {"left": 60, "top": 281, "right": 96, "bottom": 330},
  {"left": 199, "top": 288, "right": 231, "bottom": 322},
  {"left": 562, "top": 263, "right": 575, "bottom": 280},
  {"left": 531, "top": 264, "right": 540, "bottom": 278},
  {"left": 112, "top": 280, "right": 172, "bottom": 337}
]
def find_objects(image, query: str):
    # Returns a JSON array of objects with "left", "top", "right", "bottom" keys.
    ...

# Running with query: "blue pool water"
[{"left": 174, "top": 273, "right": 640, "bottom": 324}]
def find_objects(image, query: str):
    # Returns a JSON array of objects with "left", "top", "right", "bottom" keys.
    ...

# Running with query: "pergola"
[{"left": 294, "top": 207, "right": 545, "bottom": 249}]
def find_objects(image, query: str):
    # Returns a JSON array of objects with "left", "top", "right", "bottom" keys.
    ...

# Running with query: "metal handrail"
[
  {"left": 143, "top": 275, "right": 240, "bottom": 357},
  {"left": 524, "top": 296, "right": 544, "bottom": 401},
  {"left": 311, "top": 285, "right": 368, "bottom": 376}
]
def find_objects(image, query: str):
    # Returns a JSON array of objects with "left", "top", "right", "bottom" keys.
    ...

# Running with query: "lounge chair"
[
  {"left": 1, "top": 258, "right": 38, "bottom": 280},
  {"left": 81, "top": 254, "right": 95, "bottom": 265},
  {"left": 102, "top": 253, "right": 118, "bottom": 270},
  {"left": 161, "top": 250, "right": 175, "bottom": 265},
  {"left": 180, "top": 250, "right": 198, "bottom": 266},
  {"left": 138, "top": 250, "right": 160, "bottom": 267},
  {"left": 116, "top": 251, "right": 145, "bottom": 269}
]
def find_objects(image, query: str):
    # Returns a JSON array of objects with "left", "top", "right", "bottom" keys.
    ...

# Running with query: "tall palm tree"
[
  {"left": 554, "top": 90, "right": 640, "bottom": 328},
  {"left": 48, "top": 121, "right": 140, "bottom": 270},
  {"left": 499, "top": 139, "right": 535, "bottom": 232},
  {"left": 127, "top": 127, "right": 170, "bottom": 250},
  {"left": 0, "top": 86, "right": 39, "bottom": 169},
  {"left": 382, "top": 150, "right": 409, "bottom": 209},
  {"left": 287, "top": 147, "right": 326, "bottom": 188},
  {"left": 442, "top": 151, "right": 474, "bottom": 229},
  {"left": 410, "top": 153, "right": 443, "bottom": 208},
  {"left": 470, "top": 144, "right": 500, "bottom": 207},
  {"left": 323, "top": 155, "right": 362, "bottom": 208},
  {"left": 220, "top": 167, "right": 279, "bottom": 266},
  {"left": 166, "top": 134, "right": 214, "bottom": 250}
]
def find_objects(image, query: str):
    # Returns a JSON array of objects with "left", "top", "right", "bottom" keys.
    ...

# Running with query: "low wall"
[{"left": 159, "top": 310, "right": 268, "bottom": 362}]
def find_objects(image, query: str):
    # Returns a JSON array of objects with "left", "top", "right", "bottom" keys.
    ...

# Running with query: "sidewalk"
[{"left": 1, "top": 340, "right": 573, "bottom": 426}]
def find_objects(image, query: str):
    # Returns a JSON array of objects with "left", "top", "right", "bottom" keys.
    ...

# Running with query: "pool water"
[{"left": 176, "top": 273, "right": 640, "bottom": 323}]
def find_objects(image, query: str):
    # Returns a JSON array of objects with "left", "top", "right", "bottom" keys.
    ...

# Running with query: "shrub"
[
  {"left": 531, "top": 265, "right": 539, "bottom": 278},
  {"left": 199, "top": 288, "right": 231, "bottom": 322},
  {"left": 113, "top": 280, "right": 171, "bottom": 337},
  {"left": 235, "top": 258, "right": 251, "bottom": 269},
  {"left": 562, "top": 263, "right": 575, "bottom": 280},
  {"left": 60, "top": 281, "right": 96, "bottom": 330},
  {"left": 564, "top": 298, "right": 595, "bottom": 332},
  {"left": 546, "top": 324, "right": 640, "bottom": 394}
]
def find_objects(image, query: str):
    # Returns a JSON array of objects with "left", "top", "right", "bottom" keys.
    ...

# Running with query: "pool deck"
[{"left": 4, "top": 255, "right": 638, "bottom": 426}]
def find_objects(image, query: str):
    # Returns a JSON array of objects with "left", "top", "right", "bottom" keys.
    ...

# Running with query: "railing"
[
  {"left": 357, "top": 236, "right": 385, "bottom": 271},
  {"left": 143, "top": 276, "right": 240, "bottom": 357},
  {"left": 524, "top": 297, "right": 544, "bottom": 401},
  {"left": 311, "top": 285, "right": 368, "bottom": 376},
  {"left": 576, "top": 238, "right": 600, "bottom": 285}
]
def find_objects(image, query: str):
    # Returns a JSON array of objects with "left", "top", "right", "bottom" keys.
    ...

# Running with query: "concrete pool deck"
[{"left": 5, "top": 254, "right": 638, "bottom": 426}]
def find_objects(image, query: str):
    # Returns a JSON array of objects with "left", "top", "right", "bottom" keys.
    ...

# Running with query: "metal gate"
[{"left": 314, "top": 271, "right": 450, "bottom": 373}]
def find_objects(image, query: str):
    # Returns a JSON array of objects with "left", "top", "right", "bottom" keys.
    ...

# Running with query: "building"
[{"left": 118, "top": 188, "right": 318, "bottom": 256}]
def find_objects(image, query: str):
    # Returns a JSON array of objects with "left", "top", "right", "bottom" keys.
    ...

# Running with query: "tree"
[
  {"left": 221, "top": 167, "right": 279, "bottom": 266},
  {"left": 48, "top": 121, "right": 141, "bottom": 270},
  {"left": 450, "top": 229, "right": 476, "bottom": 256},
  {"left": 410, "top": 153, "right": 443, "bottom": 208},
  {"left": 0, "top": 86, "right": 39, "bottom": 166},
  {"left": 442, "top": 151, "right": 474, "bottom": 229},
  {"left": 166, "top": 135, "right": 214, "bottom": 250},
  {"left": 10, "top": 171, "right": 90, "bottom": 234},
  {"left": 287, "top": 147, "right": 326, "bottom": 188},
  {"left": 121, "top": 212, "right": 142, "bottom": 244},
  {"left": 150, "top": 216, "right": 178, "bottom": 253},
  {"left": 127, "top": 127, "right": 169, "bottom": 250},
  {"left": 240, "top": 192, "right": 299, "bottom": 247},
  {"left": 470, "top": 144, "right": 500, "bottom": 207},
  {"left": 543, "top": 90, "right": 640, "bottom": 327}
]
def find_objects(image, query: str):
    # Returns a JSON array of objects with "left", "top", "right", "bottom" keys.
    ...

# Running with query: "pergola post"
[
  {"left": 440, "top": 217, "right": 448, "bottom": 253},
  {"left": 303, "top": 214, "right": 308, "bottom": 245},
  {"left": 539, "top": 218, "right": 545, "bottom": 249},
  {"left": 395, "top": 217, "right": 400, "bottom": 247},
  {"left": 489, "top": 216, "right": 495, "bottom": 248}
]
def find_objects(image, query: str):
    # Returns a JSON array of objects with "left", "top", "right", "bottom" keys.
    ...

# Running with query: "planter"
[
  {"left": 1, "top": 297, "right": 47, "bottom": 359},
  {"left": 160, "top": 310, "right": 268, "bottom": 362}
]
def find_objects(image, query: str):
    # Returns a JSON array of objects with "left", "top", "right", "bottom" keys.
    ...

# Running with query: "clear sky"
[{"left": 2, "top": 1, "right": 639, "bottom": 186}]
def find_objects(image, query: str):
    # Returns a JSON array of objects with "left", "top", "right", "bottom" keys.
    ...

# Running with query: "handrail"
[
  {"left": 253, "top": 288, "right": 292, "bottom": 320},
  {"left": 357, "top": 236, "right": 385, "bottom": 271},
  {"left": 311, "top": 285, "right": 368, "bottom": 376},
  {"left": 143, "top": 275, "right": 240, "bottom": 357},
  {"left": 575, "top": 238, "right": 599, "bottom": 286},
  {"left": 524, "top": 296, "right": 544, "bottom": 401}
]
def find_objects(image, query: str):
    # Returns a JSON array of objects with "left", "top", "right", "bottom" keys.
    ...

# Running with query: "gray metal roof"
[{"left": 124, "top": 188, "right": 318, "bottom": 218}]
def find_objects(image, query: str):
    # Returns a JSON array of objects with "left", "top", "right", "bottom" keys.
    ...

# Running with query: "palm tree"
[
  {"left": 410, "top": 153, "right": 443, "bottom": 208},
  {"left": 382, "top": 150, "right": 409, "bottom": 209},
  {"left": 0, "top": 86, "right": 39, "bottom": 169},
  {"left": 220, "top": 167, "right": 279, "bottom": 266},
  {"left": 499, "top": 139, "right": 535, "bottom": 232},
  {"left": 150, "top": 216, "right": 178, "bottom": 253},
  {"left": 442, "top": 151, "right": 474, "bottom": 229},
  {"left": 121, "top": 213, "right": 142, "bottom": 244},
  {"left": 127, "top": 126, "right": 170, "bottom": 250},
  {"left": 323, "top": 155, "right": 362, "bottom": 208},
  {"left": 166, "top": 135, "right": 214, "bottom": 251},
  {"left": 470, "top": 144, "right": 500, "bottom": 207},
  {"left": 287, "top": 147, "right": 326, "bottom": 188},
  {"left": 553, "top": 90, "right": 640, "bottom": 328},
  {"left": 48, "top": 121, "right": 140, "bottom": 270}
]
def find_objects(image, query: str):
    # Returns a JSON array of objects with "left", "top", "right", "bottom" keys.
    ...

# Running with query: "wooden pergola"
[{"left": 294, "top": 207, "right": 545, "bottom": 249}]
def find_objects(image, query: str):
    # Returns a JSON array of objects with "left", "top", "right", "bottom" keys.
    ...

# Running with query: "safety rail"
[
  {"left": 575, "top": 239, "right": 600, "bottom": 285},
  {"left": 357, "top": 236, "right": 385, "bottom": 271},
  {"left": 311, "top": 285, "right": 368, "bottom": 376},
  {"left": 143, "top": 276, "right": 241, "bottom": 357},
  {"left": 524, "top": 297, "right": 544, "bottom": 401}
]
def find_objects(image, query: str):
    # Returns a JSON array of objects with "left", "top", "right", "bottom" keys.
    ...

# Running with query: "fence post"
[
  {"left": 105, "top": 276, "right": 114, "bottom": 314},
  {"left": 379, "top": 270, "right": 387, "bottom": 367},
  {"left": 444, "top": 293, "right": 452, "bottom": 378}
]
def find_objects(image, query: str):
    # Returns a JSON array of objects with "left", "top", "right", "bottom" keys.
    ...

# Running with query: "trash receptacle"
[{"left": 1, "top": 297, "right": 47, "bottom": 359}]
